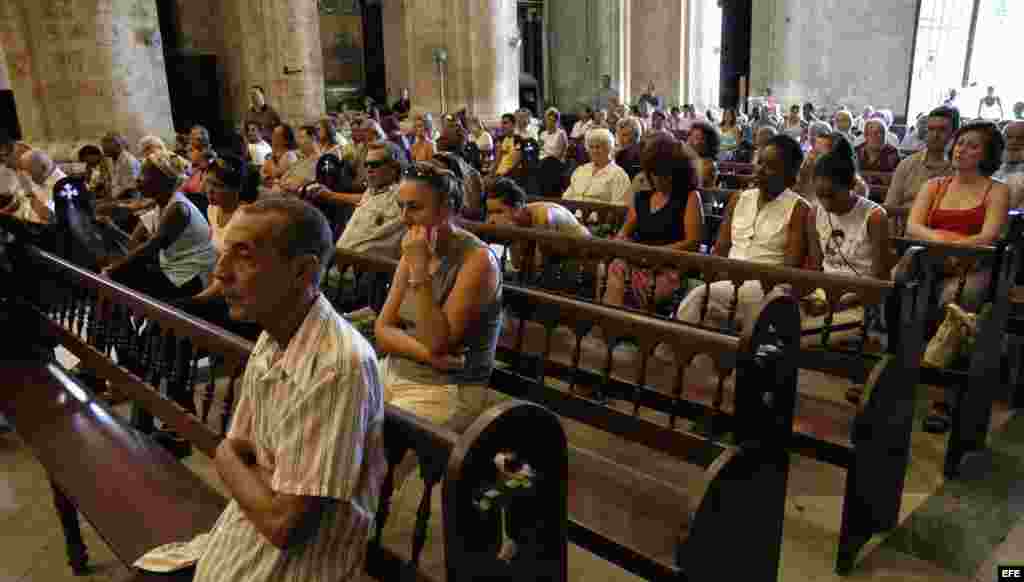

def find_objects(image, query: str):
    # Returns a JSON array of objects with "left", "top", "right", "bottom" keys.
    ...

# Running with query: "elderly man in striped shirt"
[{"left": 194, "top": 198, "right": 386, "bottom": 580}]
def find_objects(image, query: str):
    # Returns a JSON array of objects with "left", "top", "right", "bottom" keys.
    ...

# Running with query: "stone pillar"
[
  {"left": 219, "top": 0, "right": 325, "bottom": 126},
  {"left": 383, "top": 0, "right": 518, "bottom": 123},
  {"left": 0, "top": 0, "right": 175, "bottom": 159},
  {"left": 547, "top": 0, "right": 625, "bottom": 113},
  {"left": 0, "top": 42, "right": 9, "bottom": 91},
  {"left": 628, "top": 0, "right": 686, "bottom": 108}
]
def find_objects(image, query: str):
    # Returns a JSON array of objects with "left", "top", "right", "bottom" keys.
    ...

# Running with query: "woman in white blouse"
[
  {"left": 540, "top": 107, "right": 568, "bottom": 161},
  {"left": 562, "top": 128, "right": 632, "bottom": 206}
]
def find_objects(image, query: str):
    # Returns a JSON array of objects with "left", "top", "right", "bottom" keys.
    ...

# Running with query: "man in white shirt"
[
  {"left": 246, "top": 122, "right": 273, "bottom": 165},
  {"left": 101, "top": 132, "right": 141, "bottom": 199}
]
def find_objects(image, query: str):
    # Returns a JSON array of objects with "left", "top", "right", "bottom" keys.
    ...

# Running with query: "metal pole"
[{"left": 962, "top": 0, "right": 982, "bottom": 88}]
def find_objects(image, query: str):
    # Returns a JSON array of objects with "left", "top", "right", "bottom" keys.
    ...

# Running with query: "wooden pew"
[
  {"left": 892, "top": 222, "right": 1024, "bottom": 478},
  {"left": 329, "top": 248, "right": 800, "bottom": 581},
  {"left": 2, "top": 240, "right": 569, "bottom": 582},
  {"left": 394, "top": 221, "right": 932, "bottom": 574}
]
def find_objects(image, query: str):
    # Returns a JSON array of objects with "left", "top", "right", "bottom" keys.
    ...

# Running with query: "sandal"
[{"left": 923, "top": 401, "right": 952, "bottom": 434}]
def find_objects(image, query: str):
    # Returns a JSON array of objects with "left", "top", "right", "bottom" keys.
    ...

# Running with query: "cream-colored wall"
[
  {"left": 629, "top": 0, "right": 686, "bottom": 107},
  {"left": 0, "top": 0, "right": 175, "bottom": 159},
  {"left": 382, "top": 0, "right": 518, "bottom": 123}
]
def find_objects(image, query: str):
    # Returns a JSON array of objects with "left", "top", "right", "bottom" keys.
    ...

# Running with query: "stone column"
[
  {"left": 219, "top": 0, "right": 325, "bottom": 126},
  {"left": 547, "top": 0, "right": 625, "bottom": 112},
  {"left": 0, "top": 0, "right": 175, "bottom": 159},
  {"left": 629, "top": 0, "right": 686, "bottom": 108},
  {"left": 0, "top": 41, "right": 9, "bottom": 91},
  {"left": 382, "top": 0, "right": 518, "bottom": 123}
]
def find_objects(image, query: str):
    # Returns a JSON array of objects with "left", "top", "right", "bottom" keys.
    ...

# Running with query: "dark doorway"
[
  {"left": 518, "top": 0, "right": 544, "bottom": 113},
  {"left": 719, "top": 0, "right": 752, "bottom": 111},
  {"left": 361, "top": 0, "right": 387, "bottom": 108},
  {"left": 154, "top": 0, "right": 225, "bottom": 141},
  {"left": 0, "top": 91, "right": 20, "bottom": 141}
]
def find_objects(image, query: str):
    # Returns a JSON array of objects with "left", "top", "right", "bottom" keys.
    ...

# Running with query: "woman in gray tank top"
[{"left": 375, "top": 161, "right": 503, "bottom": 437}]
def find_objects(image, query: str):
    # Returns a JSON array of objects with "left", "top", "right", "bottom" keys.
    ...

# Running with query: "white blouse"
[{"left": 562, "top": 161, "right": 632, "bottom": 206}]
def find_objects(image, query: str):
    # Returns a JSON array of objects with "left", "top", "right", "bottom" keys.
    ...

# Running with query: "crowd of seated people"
[{"left": 6, "top": 82, "right": 1024, "bottom": 467}]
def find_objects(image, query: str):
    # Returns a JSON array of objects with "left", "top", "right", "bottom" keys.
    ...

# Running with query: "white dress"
[{"left": 675, "top": 188, "right": 806, "bottom": 329}]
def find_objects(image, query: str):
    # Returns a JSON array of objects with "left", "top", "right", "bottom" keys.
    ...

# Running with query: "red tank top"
[{"left": 926, "top": 177, "right": 992, "bottom": 237}]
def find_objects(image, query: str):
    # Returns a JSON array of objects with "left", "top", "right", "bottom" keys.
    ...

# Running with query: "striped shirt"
[{"left": 194, "top": 294, "right": 386, "bottom": 582}]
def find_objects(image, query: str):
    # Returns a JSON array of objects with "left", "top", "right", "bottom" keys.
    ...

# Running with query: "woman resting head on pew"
[
  {"left": 903, "top": 120, "right": 1009, "bottom": 433},
  {"left": 804, "top": 135, "right": 890, "bottom": 316},
  {"left": 686, "top": 120, "right": 720, "bottom": 188},
  {"left": 375, "top": 161, "right": 504, "bottom": 436},
  {"left": 486, "top": 177, "right": 589, "bottom": 272},
  {"left": 674, "top": 134, "right": 809, "bottom": 329},
  {"left": 604, "top": 136, "right": 704, "bottom": 311}
]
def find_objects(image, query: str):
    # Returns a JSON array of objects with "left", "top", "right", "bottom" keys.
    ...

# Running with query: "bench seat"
[
  {"left": 0, "top": 360, "right": 226, "bottom": 569},
  {"left": 567, "top": 445, "right": 692, "bottom": 574}
]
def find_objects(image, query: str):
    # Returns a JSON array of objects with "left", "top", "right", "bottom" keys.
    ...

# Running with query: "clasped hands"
[{"left": 217, "top": 437, "right": 275, "bottom": 483}]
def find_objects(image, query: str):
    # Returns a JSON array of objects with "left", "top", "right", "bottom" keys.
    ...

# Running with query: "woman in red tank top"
[{"left": 904, "top": 121, "right": 1010, "bottom": 432}]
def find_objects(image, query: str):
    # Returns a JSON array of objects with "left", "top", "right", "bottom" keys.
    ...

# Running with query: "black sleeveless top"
[{"left": 631, "top": 190, "right": 689, "bottom": 246}]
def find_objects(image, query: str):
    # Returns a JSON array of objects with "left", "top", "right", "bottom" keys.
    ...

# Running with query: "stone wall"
[
  {"left": 629, "top": 0, "right": 686, "bottom": 108},
  {"left": 749, "top": 0, "right": 917, "bottom": 117},
  {"left": 382, "top": 0, "right": 519, "bottom": 123},
  {"left": 548, "top": 0, "right": 624, "bottom": 113},
  {"left": 0, "top": 0, "right": 175, "bottom": 160}
]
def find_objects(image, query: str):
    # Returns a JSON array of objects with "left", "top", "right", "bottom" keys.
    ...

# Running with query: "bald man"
[{"left": 995, "top": 120, "right": 1024, "bottom": 209}]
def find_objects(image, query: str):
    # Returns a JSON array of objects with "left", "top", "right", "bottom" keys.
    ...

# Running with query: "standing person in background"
[
  {"left": 638, "top": 81, "right": 663, "bottom": 111},
  {"left": 244, "top": 86, "right": 282, "bottom": 143},
  {"left": 978, "top": 86, "right": 1004, "bottom": 121}
]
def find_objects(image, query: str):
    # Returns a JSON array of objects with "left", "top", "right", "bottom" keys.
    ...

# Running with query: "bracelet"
[{"left": 408, "top": 273, "right": 432, "bottom": 289}]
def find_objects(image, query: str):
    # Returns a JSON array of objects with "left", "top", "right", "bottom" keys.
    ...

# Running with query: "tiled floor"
[{"left": 2, "top": 349, "right": 1022, "bottom": 581}]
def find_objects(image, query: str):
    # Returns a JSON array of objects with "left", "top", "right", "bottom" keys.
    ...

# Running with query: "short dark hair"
[
  {"left": 766, "top": 134, "right": 804, "bottom": 183},
  {"left": 240, "top": 198, "right": 334, "bottom": 286},
  {"left": 813, "top": 134, "right": 857, "bottom": 189},
  {"left": 501, "top": 113, "right": 516, "bottom": 124},
  {"left": 274, "top": 124, "right": 298, "bottom": 150},
  {"left": 209, "top": 154, "right": 247, "bottom": 191},
  {"left": 78, "top": 144, "right": 103, "bottom": 162},
  {"left": 952, "top": 121, "right": 1005, "bottom": 177},
  {"left": 489, "top": 177, "right": 528, "bottom": 208},
  {"left": 689, "top": 120, "right": 720, "bottom": 159},
  {"left": 928, "top": 106, "right": 960, "bottom": 132}
]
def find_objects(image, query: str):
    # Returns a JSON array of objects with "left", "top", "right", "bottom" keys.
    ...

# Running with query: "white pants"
[{"left": 675, "top": 280, "right": 768, "bottom": 331}]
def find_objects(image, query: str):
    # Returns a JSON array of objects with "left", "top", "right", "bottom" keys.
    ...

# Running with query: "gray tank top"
[
  {"left": 159, "top": 192, "right": 217, "bottom": 287},
  {"left": 392, "top": 227, "right": 503, "bottom": 385}
]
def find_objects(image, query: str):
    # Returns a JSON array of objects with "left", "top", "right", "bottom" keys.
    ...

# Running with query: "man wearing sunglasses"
[{"left": 327, "top": 141, "right": 409, "bottom": 259}]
